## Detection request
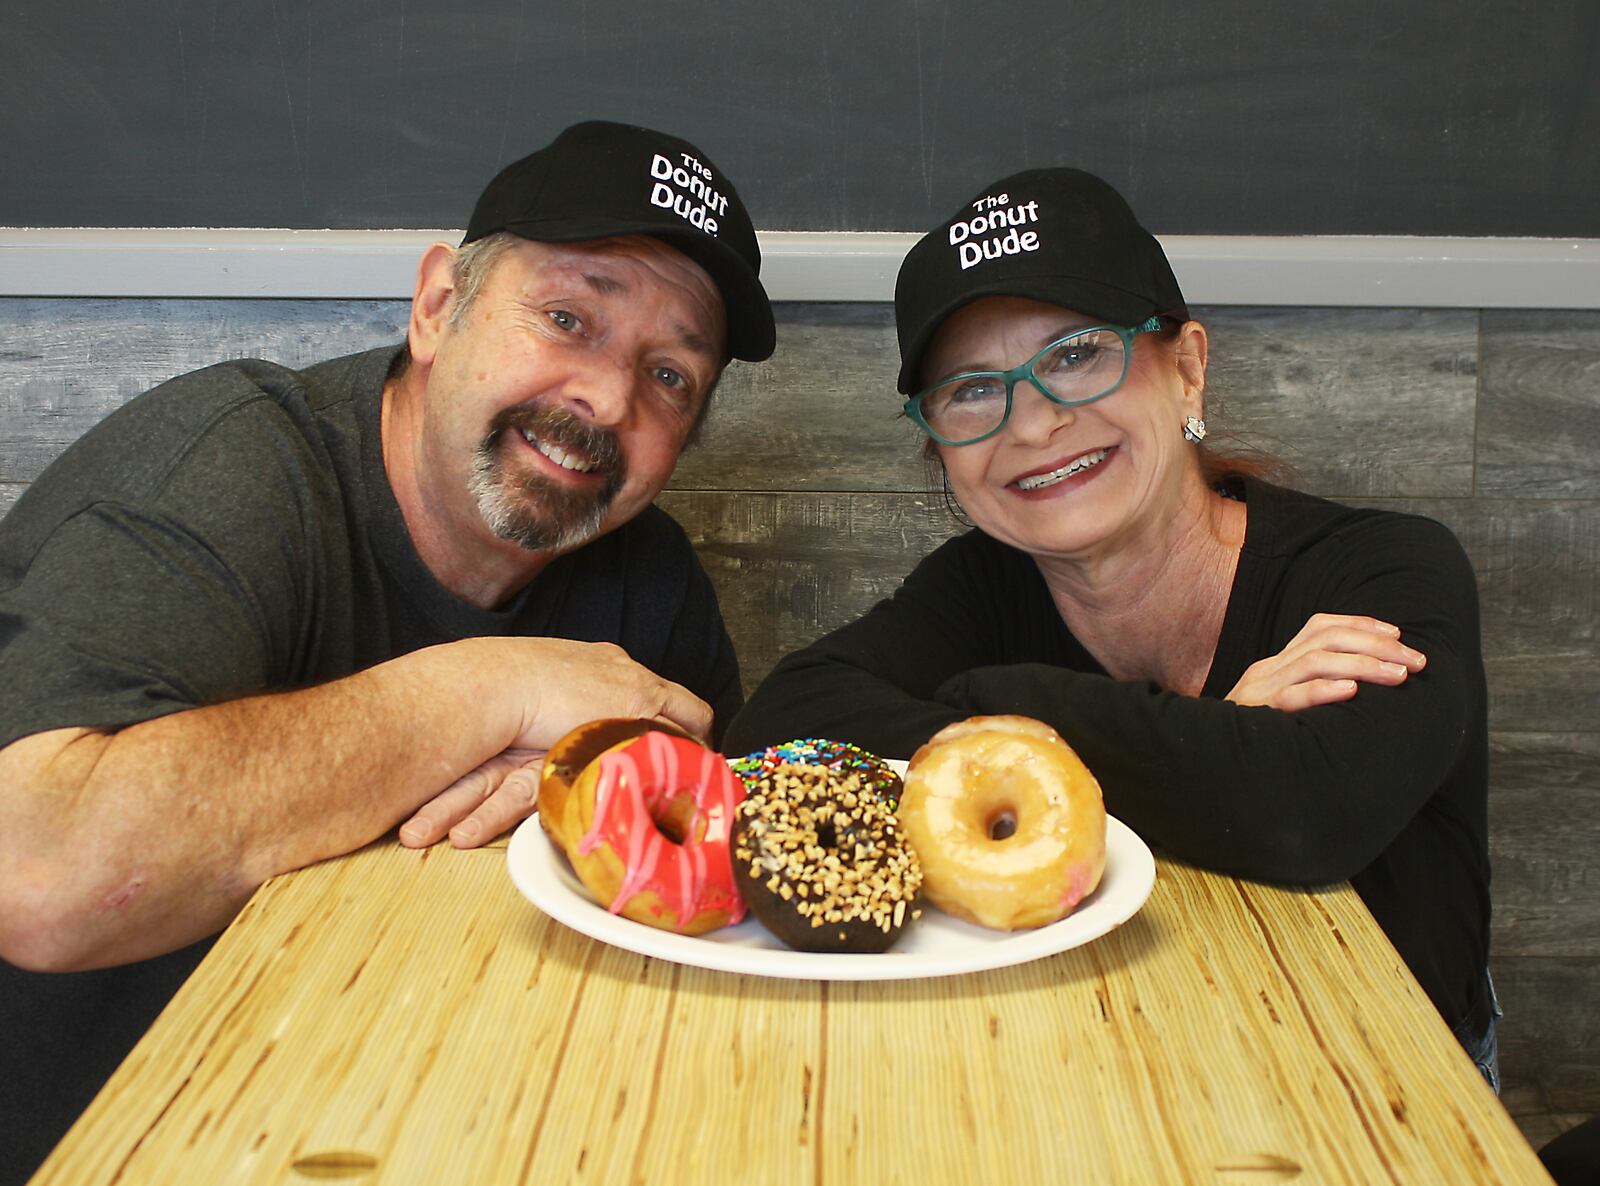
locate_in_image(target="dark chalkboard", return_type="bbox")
[3,0,1596,237]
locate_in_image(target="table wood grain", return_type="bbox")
[32,837,1552,1185]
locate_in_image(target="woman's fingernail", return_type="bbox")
[1381,662,1407,677]
[400,823,428,845]
[452,820,482,844]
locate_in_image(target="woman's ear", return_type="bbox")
[1173,319,1209,399]
[406,242,459,370]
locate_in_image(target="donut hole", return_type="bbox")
[814,818,839,850]
[651,791,704,846]
[986,807,1019,842]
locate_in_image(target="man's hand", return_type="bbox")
[399,638,714,849]
[499,638,712,750]
[399,748,545,848]
[1225,613,1427,712]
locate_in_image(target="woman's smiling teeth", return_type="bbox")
[1014,448,1108,491]
[522,429,598,473]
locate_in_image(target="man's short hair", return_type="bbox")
[447,232,520,328]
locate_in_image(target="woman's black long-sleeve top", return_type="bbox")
[724,479,1492,1037]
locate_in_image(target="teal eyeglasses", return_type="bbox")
[904,316,1162,446]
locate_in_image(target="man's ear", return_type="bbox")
[407,242,459,370]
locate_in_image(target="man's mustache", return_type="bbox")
[485,403,623,477]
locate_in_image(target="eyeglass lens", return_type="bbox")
[920,328,1128,443]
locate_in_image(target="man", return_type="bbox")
[0,120,774,1183]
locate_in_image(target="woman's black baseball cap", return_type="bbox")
[463,120,775,362]
[894,167,1188,392]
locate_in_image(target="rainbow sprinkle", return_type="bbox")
[729,738,902,810]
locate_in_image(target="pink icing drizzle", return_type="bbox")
[577,733,747,927]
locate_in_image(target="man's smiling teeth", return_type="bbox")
[1015,448,1109,491]
[522,429,597,473]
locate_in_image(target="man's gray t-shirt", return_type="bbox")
[0,344,740,1184]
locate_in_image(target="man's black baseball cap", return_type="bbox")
[894,167,1188,392]
[463,120,775,362]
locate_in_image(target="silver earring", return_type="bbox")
[1184,415,1207,443]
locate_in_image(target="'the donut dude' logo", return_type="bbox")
[649,152,729,236]
[949,191,1042,271]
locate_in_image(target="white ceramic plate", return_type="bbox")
[506,764,1155,981]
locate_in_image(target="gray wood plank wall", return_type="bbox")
[1,296,1596,1115]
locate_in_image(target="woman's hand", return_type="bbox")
[1225,614,1427,712]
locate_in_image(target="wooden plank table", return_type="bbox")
[31,835,1552,1185]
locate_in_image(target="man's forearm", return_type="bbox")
[0,640,521,972]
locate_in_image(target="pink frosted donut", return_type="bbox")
[546,726,747,935]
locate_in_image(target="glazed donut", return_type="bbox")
[732,760,922,953]
[899,715,1105,931]
[540,720,746,935]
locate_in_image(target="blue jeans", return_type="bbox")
[1456,972,1503,1095]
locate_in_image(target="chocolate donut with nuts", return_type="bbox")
[732,762,923,953]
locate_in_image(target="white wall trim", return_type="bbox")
[2,228,1597,309]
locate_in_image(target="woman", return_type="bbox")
[723,167,1497,1084]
